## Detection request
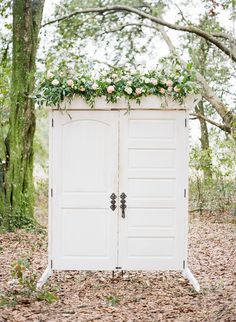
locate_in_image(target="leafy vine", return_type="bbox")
[38,64,199,108]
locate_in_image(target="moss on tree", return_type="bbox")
[1,0,45,230]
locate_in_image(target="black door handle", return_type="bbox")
[110,193,117,211]
[120,192,127,218]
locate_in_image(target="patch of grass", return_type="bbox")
[37,288,58,303]
[0,292,18,308]
[106,295,120,306]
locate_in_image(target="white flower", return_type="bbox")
[92,83,99,90]
[159,88,165,94]
[125,86,132,95]
[52,79,59,86]
[139,68,146,76]
[174,86,181,93]
[127,81,132,86]
[47,71,54,79]
[144,78,151,84]
[106,78,112,83]
[130,69,136,75]
[111,73,117,79]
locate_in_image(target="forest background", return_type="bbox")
[0,0,235,233]
[0,1,235,320]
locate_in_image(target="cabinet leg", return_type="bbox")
[182,267,200,292]
[36,265,53,289]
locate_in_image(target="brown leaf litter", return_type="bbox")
[0,213,235,322]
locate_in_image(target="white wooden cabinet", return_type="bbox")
[37,96,200,291]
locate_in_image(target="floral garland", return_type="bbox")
[38,66,198,108]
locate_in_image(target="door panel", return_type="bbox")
[52,110,187,271]
[118,110,187,270]
[52,111,119,270]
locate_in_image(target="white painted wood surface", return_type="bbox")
[51,109,187,271]
[38,97,200,291]
[118,111,187,270]
[52,111,119,269]
[53,94,201,111]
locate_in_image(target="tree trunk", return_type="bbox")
[195,101,212,180]
[2,0,45,230]
[195,40,212,181]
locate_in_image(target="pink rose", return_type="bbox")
[107,85,115,94]
[92,83,99,90]
[166,80,173,87]
[151,79,158,85]
[174,86,180,93]
[67,79,74,87]
[159,88,165,94]
[135,88,142,96]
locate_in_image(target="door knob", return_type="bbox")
[120,192,127,218]
[110,193,117,211]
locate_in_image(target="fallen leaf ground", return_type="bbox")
[0,214,235,322]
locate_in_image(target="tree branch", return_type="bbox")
[211,32,236,43]
[191,113,231,133]
[103,22,155,34]
[41,5,236,62]
[156,25,235,132]
[174,3,190,25]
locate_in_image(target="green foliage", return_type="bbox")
[190,175,236,215]
[11,258,31,283]
[36,289,58,303]
[106,295,120,306]
[38,63,198,108]
[45,0,165,70]
[0,258,58,307]
[189,137,236,215]
[5,204,36,232]
[190,146,213,176]
[0,292,18,308]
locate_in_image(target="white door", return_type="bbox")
[52,111,119,270]
[118,110,187,270]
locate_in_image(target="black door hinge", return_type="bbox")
[183,260,186,269]
[184,189,186,198]
[52,118,54,127]
[51,260,53,269]
[116,266,122,269]
[51,188,53,197]
[185,118,187,127]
